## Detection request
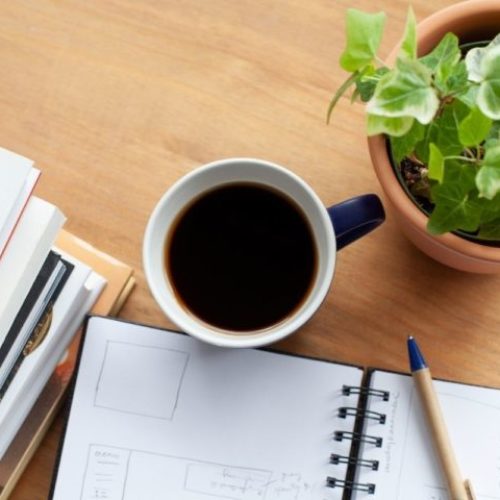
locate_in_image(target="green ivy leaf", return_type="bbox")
[420,33,461,92]
[443,160,477,190]
[457,83,479,108]
[466,48,486,83]
[446,60,469,96]
[428,182,482,234]
[478,193,500,224]
[355,67,390,102]
[485,139,500,150]
[458,106,492,147]
[427,159,479,234]
[428,143,444,182]
[367,114,414,137]
[477,192,500,237]
[465,34,500,83]
[477,45,500,119]
[476,145,500,199]
[487,121,500,140]
[389,120,425,164]
[484,121,500,149]
[367,58,439,124]
[420,33,460,71]
[400,7,417,60]
[477,168,500,199]
[414,99,470,163]
[340,10,386,72]
[478,219,500,240]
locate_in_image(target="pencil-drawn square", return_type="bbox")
[95,341,189,420]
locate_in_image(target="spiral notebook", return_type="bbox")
[50,317,500,500]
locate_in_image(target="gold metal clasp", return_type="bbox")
[23,306,53,356]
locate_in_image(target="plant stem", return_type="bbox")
[444,155,478,164]
[464,148,475,159]
[326,71,359,124]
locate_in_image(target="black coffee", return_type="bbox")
[165,183,317,332]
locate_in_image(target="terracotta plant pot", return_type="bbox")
[368,0,500,273]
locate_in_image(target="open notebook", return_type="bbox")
[50,317,500,500]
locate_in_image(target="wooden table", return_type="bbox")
[1,0,499,498]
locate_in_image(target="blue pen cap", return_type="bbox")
[407,336,428,372]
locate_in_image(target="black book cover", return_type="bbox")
[0,251,61,366]
[0,257,74,400]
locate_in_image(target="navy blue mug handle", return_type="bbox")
[327,194,385,251]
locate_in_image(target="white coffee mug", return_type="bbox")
[143,158,384,348]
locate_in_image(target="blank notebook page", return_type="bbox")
[353,370,500,500]
[51,317,363,500]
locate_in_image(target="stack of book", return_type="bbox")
[0,147,135,498]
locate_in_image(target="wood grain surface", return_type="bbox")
[0,0,497,498]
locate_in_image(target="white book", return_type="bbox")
[0,252,105,458]
[0,197,65,347]
[0,147,40,258]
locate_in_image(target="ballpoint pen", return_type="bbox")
[407,336,476,500]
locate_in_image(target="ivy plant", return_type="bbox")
[328,8,500,239]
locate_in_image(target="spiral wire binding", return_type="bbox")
[326,477,376,494]
[334,431,383,447]
[338,407,386,424]
[342,385,390,401]
[330,453,379,471]
[327,384,389,496]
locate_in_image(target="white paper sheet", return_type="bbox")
[51,317,364,500]
[353,370,500,500]
[0,147,34,254]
